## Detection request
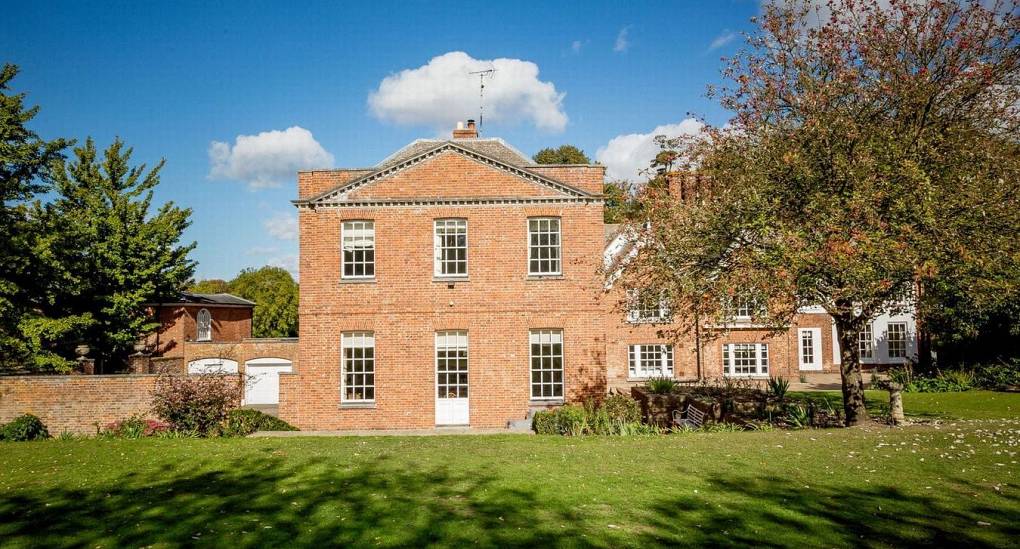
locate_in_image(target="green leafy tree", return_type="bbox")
[532,145,591,165]
[227,266,298,338]
[37,138,196,368]
[603,180,640,224]
[623,0,1020,425]
[0,64,71,370]
[189,279,230,294]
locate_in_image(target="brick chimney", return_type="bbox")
[452,119,478,139]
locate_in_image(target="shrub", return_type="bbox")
[973,360,1020,390]
[784,404,810,429]
[151,372,242,435]
[220,409,297,437]
[532,410,558,434]
[646,377,678,394]
[602,394,642,424]
[101,416,169,438]
[766,377,790,400]
[556,405,588,436]
[0,414,50,441]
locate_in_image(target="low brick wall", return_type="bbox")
[0,374,158,435]
[183,338,298,371]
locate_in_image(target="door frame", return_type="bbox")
[797,328,823,371]
[434,331,469,426]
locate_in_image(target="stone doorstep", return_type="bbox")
[250,427,534,437]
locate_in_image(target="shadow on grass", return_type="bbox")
[0,449,1016,547]
[635,474,1019,547]
[0,452,587,547]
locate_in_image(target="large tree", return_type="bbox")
[0,64,70,370]
[226,266,298,338]
[624,0,1020,425]
[37,138,196,369]
[532,145,591,164]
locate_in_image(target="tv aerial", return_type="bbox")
[469,67,496,135]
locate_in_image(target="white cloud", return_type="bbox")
[368,51,568,133]
[268,254,299,279]
[614,26,631,52]
[264,213,298,241]
[571,40,584,54]
[595,118,705,181]
[708,30,737,51]
[208,126,334,189]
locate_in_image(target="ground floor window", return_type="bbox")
[628,344,674,378]
[436,331,468,398]
[887,322,907,358]
[530,329,563,399]
[723,343,769,377]
[341,332,375,402]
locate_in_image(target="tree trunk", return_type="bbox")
[834,321,869,426]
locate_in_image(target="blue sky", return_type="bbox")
[4,0,761,281]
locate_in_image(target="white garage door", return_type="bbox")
[244,358,293,405]
[187,358,239,375]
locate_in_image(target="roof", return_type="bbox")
[298,140,599,207]
[377,138,532,169]
[148,292,256,307]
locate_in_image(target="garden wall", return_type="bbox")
[0,374,158,435]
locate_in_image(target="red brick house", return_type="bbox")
[277,121,919,431]
[143,293,255,358]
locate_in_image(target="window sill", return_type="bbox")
[529,398,564,406]
[340,402,376,409]
[340,278,376,284]
[627,376,675,383]
[626,319,668,325]
[526,274,565,281]
[433,277,469,283]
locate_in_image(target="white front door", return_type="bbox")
[798,328,823,371]
[435,331,469,426]
[243,359,293,405]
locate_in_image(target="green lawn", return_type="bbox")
[1,393,1017,548]
[791,389,1020,420]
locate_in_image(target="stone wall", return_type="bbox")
[0,374,158,435]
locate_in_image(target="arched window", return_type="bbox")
[196,308,212,341]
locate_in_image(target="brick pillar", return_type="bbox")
[76,358,95,375]
[128,353,151,374]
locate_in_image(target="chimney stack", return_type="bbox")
[452,119,478,139]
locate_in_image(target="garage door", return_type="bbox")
[187,358,239,375]
[244,358,293,405]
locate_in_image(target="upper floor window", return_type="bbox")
[858,324,874,359]
[723,343,769,377]
[628,344,674,378]
[528,218,561,275]
[723,297,764,322]
[887,322,907,359]
[196,308,212,341]
[627,290,670,323]
[342,221,375,279]
[341,331,375,402]
[434,219,467,278]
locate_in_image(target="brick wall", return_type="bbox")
[183,338,298,371]
[0,375,158,435]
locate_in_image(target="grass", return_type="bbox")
[791,389,1020,420]
[0,393,1017,547]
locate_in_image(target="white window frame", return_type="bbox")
[341,220,375,280]
[628,344,674,378]
[626,290,671,323]
[527,217,561,276]
[529,329,564,400]
[798,328,822,370]
[196,308,212,341]
[887,322,907,359]
[435,331,468,398]
[341,331,375,403]
[722,343,769,377]
[433,219,468,278]
[858,323,874,360]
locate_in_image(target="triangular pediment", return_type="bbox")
[299,142,594,206]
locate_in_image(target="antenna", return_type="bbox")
[469,68,496,135]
